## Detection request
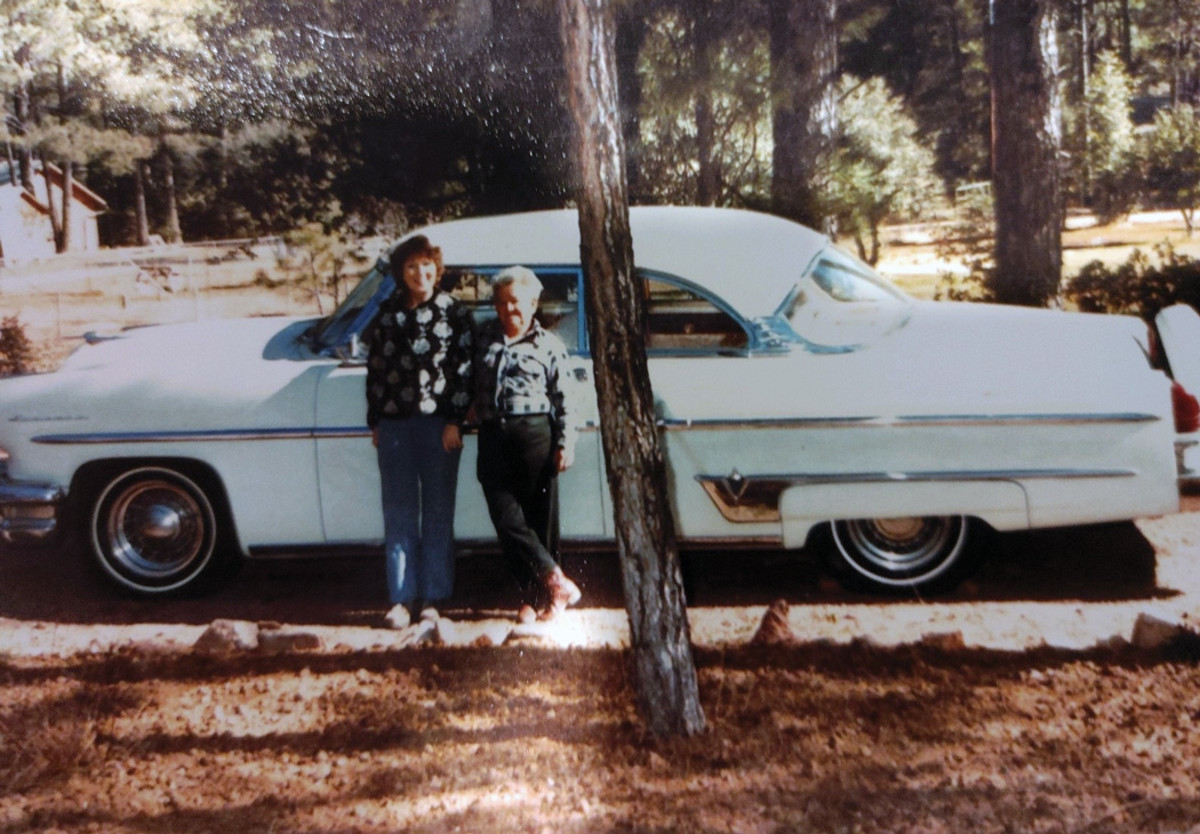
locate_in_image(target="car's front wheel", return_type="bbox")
[88,466,236,595]
[826,514,982,594]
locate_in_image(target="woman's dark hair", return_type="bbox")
[389,235,442,278]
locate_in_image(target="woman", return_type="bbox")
[474,266,582,621]
[366,235,474,628]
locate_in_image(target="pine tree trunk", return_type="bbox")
[59,160,72,253]
[14,49,33,193]
[1119,0,1132,69]
[558,0,706,738]
[768,0,838,232]
[161,144,183,244]
[616,10,647,204]
[40,156,62,252]
[693,7,719,206]
[135,161,150,246]
[989,0,1064,307]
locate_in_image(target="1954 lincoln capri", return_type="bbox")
[2,206,1199,596]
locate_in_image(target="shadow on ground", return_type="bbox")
[0,520,1164,628]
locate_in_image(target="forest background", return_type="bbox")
[2,0,1200,317]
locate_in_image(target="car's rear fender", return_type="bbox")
[778,479,1028,549]
[1154,303,1200,483]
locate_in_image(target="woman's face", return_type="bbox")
[494,282,540,339]
[401,254,439,304]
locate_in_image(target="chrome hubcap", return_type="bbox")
[105,479,207,577]
[835,515,967,585]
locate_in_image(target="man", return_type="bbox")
[474,266,582,621]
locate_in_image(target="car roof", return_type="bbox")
[403,206,830,318]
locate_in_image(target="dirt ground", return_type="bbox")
[3,509,1200,833]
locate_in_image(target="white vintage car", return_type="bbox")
[2,206,1198,596]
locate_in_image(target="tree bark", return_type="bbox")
[40,155,62,252]
[160,143,183,244]
[14,47,33,193]
[558,0,706,738]
[768,0,838,232]
[59,159,72,254]
[134,160,150,246]
[989,0,1064,307]
[693,5,720,206]
[1119,0,1132,69]
[616,8,648,204]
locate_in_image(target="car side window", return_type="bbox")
[443,267,582,353]
[642,274,748,353]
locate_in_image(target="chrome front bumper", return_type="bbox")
[0,473,65,542]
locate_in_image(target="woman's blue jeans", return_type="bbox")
[376,416,461,607]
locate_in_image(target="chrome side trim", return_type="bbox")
[696,468,1138,523]
[658,417,877,430]
[896,412,1160,426]
[32,410,1160,445]
[32,427,367,445]
[660,413,1160,431]
[32,423,599,445]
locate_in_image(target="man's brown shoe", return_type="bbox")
[539,567,582,620]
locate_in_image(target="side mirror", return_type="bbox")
[334,333,367,367]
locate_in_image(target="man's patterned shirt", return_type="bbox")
[474,317,578,450]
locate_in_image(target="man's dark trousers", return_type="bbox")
[477,414,560,588]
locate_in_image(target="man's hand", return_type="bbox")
[443,423,463,452]
[555,445,574,472]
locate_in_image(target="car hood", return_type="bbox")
[59,316,318,373]
[0,316,322,433]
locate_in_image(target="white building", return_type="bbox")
[0,162,107,263]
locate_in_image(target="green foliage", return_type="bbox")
[635,5,772,207]
[933,185,995,303]
[4,0,1200,255]
[1145,104,1200,235]
[282,222,370,314]
[1064,243,1200,320]
[183,122,347,239]
[827,77,944,264]
[0,316,34,377]
[1069,52,1140,223]
[840,0,992,187]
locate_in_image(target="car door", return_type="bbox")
[636,271,787,543]
[313,266,607,545]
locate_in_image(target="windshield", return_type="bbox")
[780,246,911,350]
[312,261,392,353]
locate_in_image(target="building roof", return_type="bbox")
[0,161,107,212]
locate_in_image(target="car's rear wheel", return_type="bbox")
[826,514,980,594]
[89,465,236,595]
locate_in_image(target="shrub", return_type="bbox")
[933,186,996,303]
[1064,243,1200,320]
[0,316,33,377]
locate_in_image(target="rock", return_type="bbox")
[750,599,795,646]
[1131,613,1191,650]
[258,627,324,653]
[193,619,259,654]
[436,618,513,647]
[920,631,965,651]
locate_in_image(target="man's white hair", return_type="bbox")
[492,265,543,297]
